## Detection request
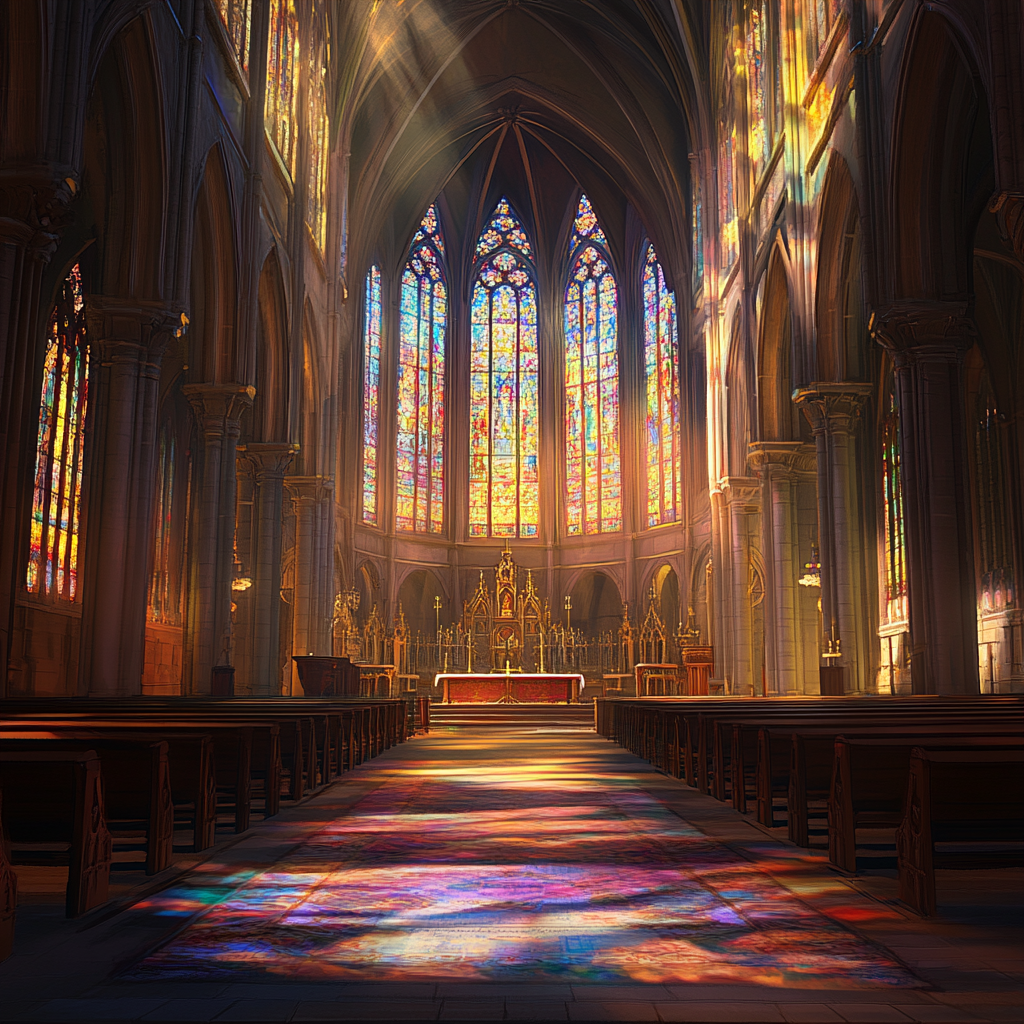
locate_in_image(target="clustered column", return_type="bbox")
[80,300,180,696]
[874,304,979,694]
[713,477,761,695]
[183,384,254,694]
[748,442,818,694]
[794,384,873,693]
[239,443,296,695]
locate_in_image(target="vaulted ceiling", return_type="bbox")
[335,0,710,287]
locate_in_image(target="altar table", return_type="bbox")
[433,673,584,704]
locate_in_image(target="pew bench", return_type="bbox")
[0,751,111,917]
[897,747,1024,916]
[829,736,1024,873]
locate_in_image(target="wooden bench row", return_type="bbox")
[596,696,1024,915]
[0,698,414,939]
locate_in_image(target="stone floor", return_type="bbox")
[1,728,1021,1023]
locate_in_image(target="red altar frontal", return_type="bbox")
[434,672,584,704]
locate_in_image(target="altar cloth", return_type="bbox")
[433,672,584,704]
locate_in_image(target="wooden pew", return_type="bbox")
[0,739,173,875]
[0,790,15,962]
[829,736,1024,873]
[897,747,1024,916]
[0,751,111,917]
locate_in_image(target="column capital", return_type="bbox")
[792,382,872,435]
[183,383,256,431]
[990,190,1024,264]
[747,441,817,477]
[239,442,299,481]
[717,475,761,511]
[0,170,77,260]
[85,298,187,366]
[868,300,976,358]
[285,474,334,503]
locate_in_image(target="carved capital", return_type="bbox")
[868,301,975,360]
[285,474,333,505]
[792,382,872,436]
[85,298,186,368]
[240,442,299,482]
[0,170,77,260]
[747,441,817,477]
[183,383,255,441]
[990,190,1024,264]
[719,475,761,512]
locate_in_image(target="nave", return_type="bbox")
[1,724,1019,1023]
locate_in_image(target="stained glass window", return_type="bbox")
[397,205,446,534]
[564,195,620,535]
[469,198,539,538]
[216,0,252,74]
[361,265,382,525]
[26,264,89,601]
[975,380,1014,611]
[719,125,738,271]
[306,0,328,252]
[881,390,907,623]
[692,175,704,292]
[747,1,771,175]
[265,0,299,177]
[642,245,681,528]
[812,0,843,57]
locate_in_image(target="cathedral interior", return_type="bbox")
[0,1,1022,1021]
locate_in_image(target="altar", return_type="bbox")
[434,672,584,704]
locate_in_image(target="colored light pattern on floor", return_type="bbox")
[126,743,921,987]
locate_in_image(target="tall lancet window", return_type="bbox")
[265,0,299,178]
[27,264,90,600]
[564,194,621,535]
[881,389,908,624]
[642,245,681,527]
[397,205,446,533]
[361,265,382,525]
[469,197,539,538]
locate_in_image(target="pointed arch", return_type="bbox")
[564,194,621,535]
[193,145,239,383]
[397,204,446,534]
[757,243,798,441]
[469,197,539,539]
[255,249,289,442]
[642,243,681,527]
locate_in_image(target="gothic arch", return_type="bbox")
[84,12,168,302]
[757,242,798,441]
[255,250,289,443]
[890,10,993,303]
[814,153,859,381]
[191,146,239,383]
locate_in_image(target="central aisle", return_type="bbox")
[126,730,917,989]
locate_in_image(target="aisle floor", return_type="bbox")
[1,729,1021,1022]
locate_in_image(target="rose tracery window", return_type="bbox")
[27,264,90,601]
[469,198,539,539]
[564,194,621,536]
[643,245,681,528]
[397,205,446,534]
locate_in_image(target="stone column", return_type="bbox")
[239,443,296,695]
[0,178,75,694]
[182,384,254,694]
[718,477,761,695]
[285,476,320,693]
[79,301,180,696]
[748,442,818,694]
[794,384,873,692]
[873,304,979,694]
